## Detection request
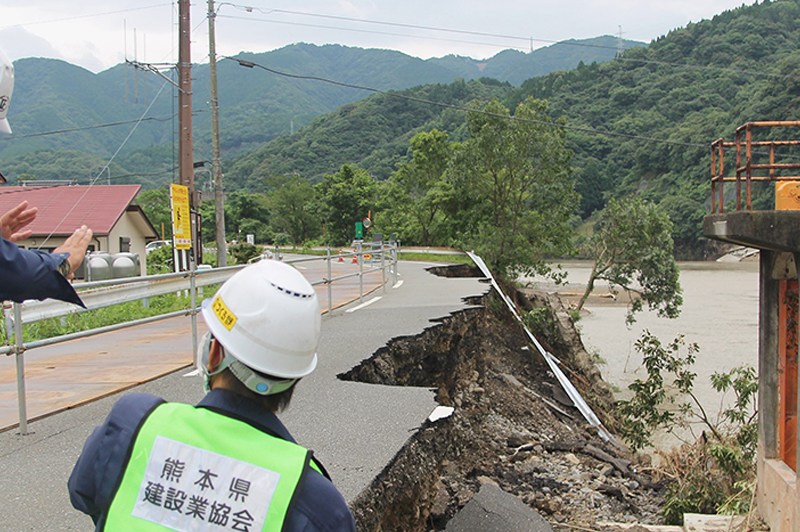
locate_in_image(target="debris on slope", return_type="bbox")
[342,265,667,531]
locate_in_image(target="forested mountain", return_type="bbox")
[0,37,638,186]
[226,0,800,254]
[505,0,800,241]
[429,36,640,85]
[224,78,513,189]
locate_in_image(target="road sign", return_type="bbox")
[355,221,363,238]
[170,183,191,250]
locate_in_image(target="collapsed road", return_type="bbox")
[0,260,664,531]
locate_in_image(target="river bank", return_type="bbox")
[526,259,760,448]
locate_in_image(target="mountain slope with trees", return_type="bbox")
[505,0,800,251]
[0,37,640,187]
[224,78,513,189]
[225,0,800,256]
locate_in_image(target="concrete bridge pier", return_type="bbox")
[704,211,800,532]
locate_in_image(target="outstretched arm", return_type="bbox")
[0,200,38,242]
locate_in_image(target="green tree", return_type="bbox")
[199,198,217,244]
[577,197,682,324]
[448,97,578,279]
[228,242,262,264]
[224,191,271,243]
[316,164,378,245]
[389,129,455,246]
[135,188,172,240]
[266,175,321,245]
[618,331,758,524]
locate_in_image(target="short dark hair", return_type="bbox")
[212,369,296,413]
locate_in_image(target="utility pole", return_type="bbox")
[208,0,227,267]
[178,0,197,269]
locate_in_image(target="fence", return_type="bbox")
[3,243,399,433]
[710,121,800,213]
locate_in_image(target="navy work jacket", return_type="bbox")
[68,388,356,532]
[0,237,83,306]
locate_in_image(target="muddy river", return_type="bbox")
[526,259,760,448]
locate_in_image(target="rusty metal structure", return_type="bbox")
[705,120,800,531]
[710,121,800,212]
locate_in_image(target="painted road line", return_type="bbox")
[183,368,201,377]
[346,296,382,313]
[393,280,404,289]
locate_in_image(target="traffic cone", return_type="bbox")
[338,249,344,262]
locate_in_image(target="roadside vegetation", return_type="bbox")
[0,292,196,344]
[618,331,758,525]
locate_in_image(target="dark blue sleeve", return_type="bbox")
[287,469,356,532]
[68,394,164,524]
[0,237,84,307]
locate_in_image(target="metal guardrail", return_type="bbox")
[3,243,400,433]
[710,121,800,213]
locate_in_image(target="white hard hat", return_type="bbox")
[0,49,13,135]
[201,259,321,379]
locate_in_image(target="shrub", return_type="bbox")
[617,330,758,525]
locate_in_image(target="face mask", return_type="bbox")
[196,332,296,395]
[196,332,214,393]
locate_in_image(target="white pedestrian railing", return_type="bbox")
[3,243,400,433]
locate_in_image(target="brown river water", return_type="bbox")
[525,259,760,448]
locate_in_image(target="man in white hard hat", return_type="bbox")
[0,49,94,306]
[68,260,356,531]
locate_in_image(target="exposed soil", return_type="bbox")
[342,265,670,532]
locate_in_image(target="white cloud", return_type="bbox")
[0,0,761,72]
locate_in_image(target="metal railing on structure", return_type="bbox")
[711,121,800,213]
[3,242,399,434]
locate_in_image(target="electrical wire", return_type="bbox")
[0,168,180,196]
[0,3,172,30]
[34,79,171,250]
[226,55,800,162]
[225,56,708,149]
[0,115,177,141]
[216,3,624,52]
[218,14,573,55]
[214,5,794,84]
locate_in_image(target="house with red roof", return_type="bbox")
[0,184,158,276]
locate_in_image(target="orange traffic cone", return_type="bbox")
[338,249,344,262]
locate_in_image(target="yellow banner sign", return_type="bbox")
[170,183,191,250]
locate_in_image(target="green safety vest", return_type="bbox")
[104,402,319,532]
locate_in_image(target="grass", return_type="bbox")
[2,285,221,344]
[397,252,473,265]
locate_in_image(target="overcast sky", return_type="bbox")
[0,0,759,73]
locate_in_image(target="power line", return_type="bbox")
[214,5,794,84]
[218,3,625,52]
[0,115,177,141]
[230,56,800,161]
[226,56,707,149]
[0,168,180,195]
[0,3,172,30]
[218,14,531,53]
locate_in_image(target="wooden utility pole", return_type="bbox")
[178,0,197,268]
[208,0,227,267]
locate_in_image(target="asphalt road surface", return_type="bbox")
[0,260,488,531]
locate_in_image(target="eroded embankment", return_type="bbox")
[342,265,667,532]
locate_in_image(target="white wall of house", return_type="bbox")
[15,211,154,277]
